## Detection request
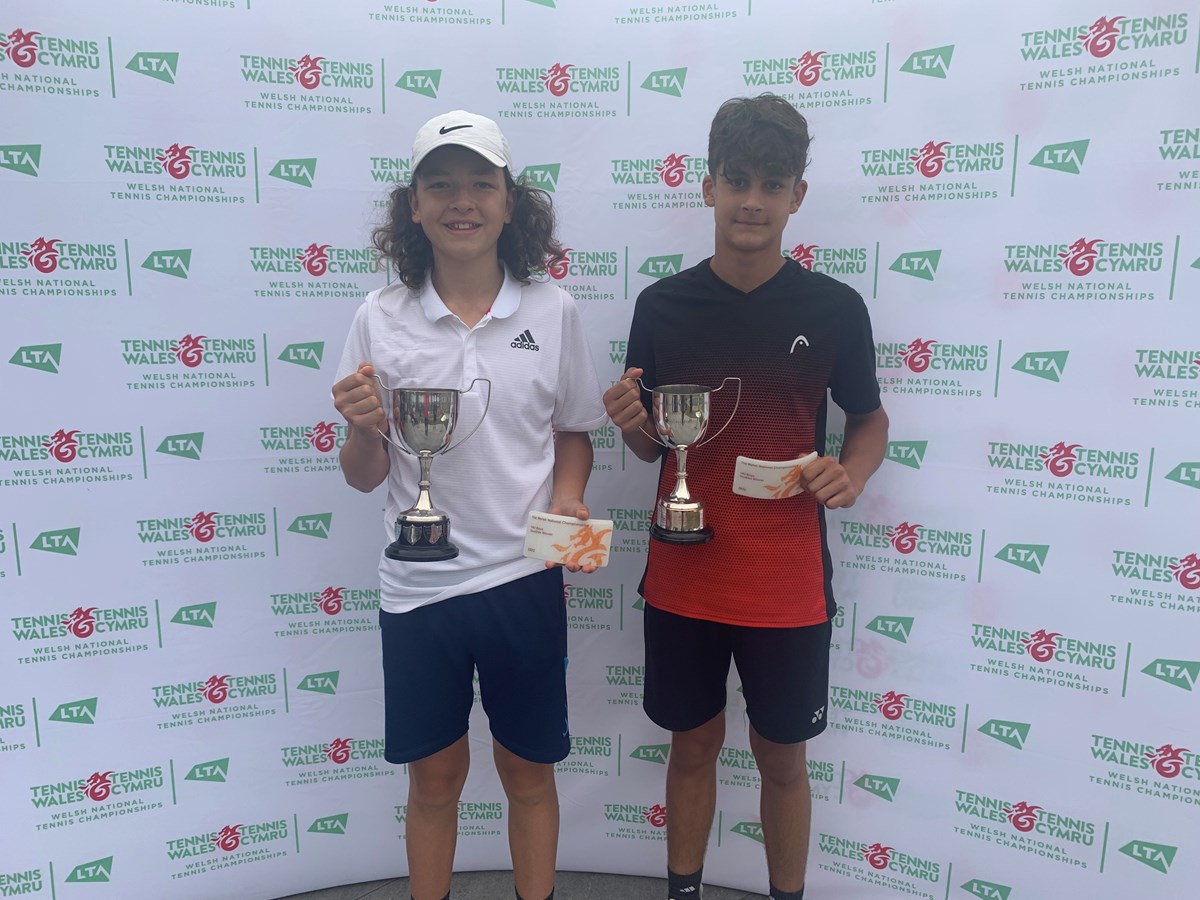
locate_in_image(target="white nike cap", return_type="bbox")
[410,110,513,173]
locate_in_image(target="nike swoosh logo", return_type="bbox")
[439,124,472,134]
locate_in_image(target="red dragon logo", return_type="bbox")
[886,522,922,554]
[2,29,40,68]
[541,63,573,97]
[1003,801,1041,832]
[900,338,937,373]
[874,691,908,721]
[789,244,818,269]
[862,843,893,870]
[1146,743,1190,778]
[155,143,194,180]
[298,243,331,276]
[201,674,231,704]
[1168,553,1200,590]
[171,334,206,368]
[789,51,826,86]
[1021,629,1061,663]
[1058,238,1103,276]
[1079,16,1125,58]
[1038,441,1081,478]
[212,824,243,852]
[644,803,667,828]
[22,237,62,274]
[63,607,99,638]
[188,511,219,543]
[855,637,888,679]
[306,421,339,453]
[82,771,115,802]
[289,54,325,89]
[317,587,345,616]
[43,428,81,462]
[325,738,353,764]
[547,249,572,280]
[655,153,690,188]
[910,140,950,178]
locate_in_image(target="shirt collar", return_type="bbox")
[418,267,522,323]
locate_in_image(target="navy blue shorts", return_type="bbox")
[643,602,831,744]
[379,567,569,765]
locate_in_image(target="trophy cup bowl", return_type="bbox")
[375,377,491,561]
[638,378,740,545]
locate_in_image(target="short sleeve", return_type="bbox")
[624,288,657,418]
[335,298,373,384]
[829,289,882,415]
[552,294,608,432]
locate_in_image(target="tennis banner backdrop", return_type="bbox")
[2,0,1198,897]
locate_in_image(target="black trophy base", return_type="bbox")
[385,539,459,562]
[649,523,713,545]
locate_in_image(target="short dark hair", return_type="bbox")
[707,93,812,180]
[371,169,562,290]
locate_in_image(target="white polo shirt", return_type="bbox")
[336,269,607,614]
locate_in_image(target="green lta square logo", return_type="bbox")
[886,440,926,469]
[9,343,62,374]
[995,543,1049,574]
[977,718,1030,750]
[629,743,670,764]
[899,45,954,78]
[66,857,113,883]
[31,528,80,555]
[309,813,349,834]
[1029,140,1089,175]
[142,249,191,279]
[730,821,764,843]
[889,250,940,281]
[641,67,687,97]
[1141,658,1199,691]
[960,879,1011,899]
[172,602,217,628]
[185,757,230,782]
[297,671,340,695]
[0,144,41,177]
[157,432,204,460]
[518,164,560,192]
[396,69,441,98]
[289,513,331,539]
[278,342,325,369]
[1165,462,1200,490]
[639,255,683,279]
[269,158,317,188]
[126,52,179,84]
[853,773,900,801]
[49,697,98,725]
[1119,839,1176,874]
[865,615,913,643]
[1012,350,1068,382]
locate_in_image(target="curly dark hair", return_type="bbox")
[372,169,563,290]
[708,93,812,181]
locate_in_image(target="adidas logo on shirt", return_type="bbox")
[511,329,540,351]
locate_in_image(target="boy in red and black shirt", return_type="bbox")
[603,94,889,900]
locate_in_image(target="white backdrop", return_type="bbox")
[3,1,1199,898]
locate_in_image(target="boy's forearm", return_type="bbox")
[621,425,663,463]
[551,430,594,504]
[840,407,889,493]
[339,428,390,492]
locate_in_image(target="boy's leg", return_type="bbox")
[732,618,831,898]
[666,713,725,877]
[406,736,470,900]
[493,742,558,900]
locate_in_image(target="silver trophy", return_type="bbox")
[637,378,741,544]
[375,377,491,561]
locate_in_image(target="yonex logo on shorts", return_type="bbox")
[511,329,540,351]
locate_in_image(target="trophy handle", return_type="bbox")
[443,377,492,454]
[694,377,741,450]
[633,376,671,449]
[373,374,415,456]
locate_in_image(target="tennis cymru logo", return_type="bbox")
[610,152,706,211]
[860,139,1006,204]
[839,518,974,582]
[0,867,43,892]
[954,791,1097,867]
[126,51,178,84]
[0,237,121,299]
[260,421,346,475]
[122,334,260,392]
[239,51,375,115]
[1029,139,1089,174]
[137,510,269,568]
[559,735,614,778]
[395,68,441,98]
[1018,14,1190,92]
[29,766,166,830]
[742,48,878,110]
[978,719,1031,750]
[10,605,151,665]
[104,141,251,206]
[0,28,104,99]
[0,701,30,753]
[1012,350,1069,382]
[270,585,379,639]
[495,61,622,120]
[152,673,280,730]
[164,819,290,877]
[876,338,990,399]
[269,157,317,188]
[828,685,958,750]
[280,738,393,789]
[985,440,1142,506]
[1091,733,1199,806]
[0,143,40,176]
[1003,238,1163,285]
[250,244,374,299]
[1112,548,1200,590]
[543,247,620,302]
[970,623,1119,694]
[899,45,954,79]
[564,583,617,632]
[816,833,942,894]
[0,428,133,464]
[641,67,686,97]
[789,243,869,277]
[602,802,667,842]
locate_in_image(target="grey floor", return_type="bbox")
[278,871,766,899]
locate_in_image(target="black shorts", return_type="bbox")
[643,602,831,744]
[379,567,569,765]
